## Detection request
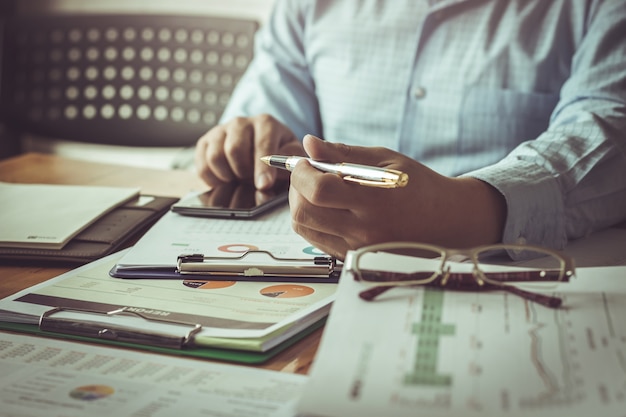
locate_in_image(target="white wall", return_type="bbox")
[17,0,276,23]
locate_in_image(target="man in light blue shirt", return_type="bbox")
[195,0,626,260]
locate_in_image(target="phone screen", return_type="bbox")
[171,182,289,218]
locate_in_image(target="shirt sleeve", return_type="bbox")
[465,0,626,250]
[219,0,322,140]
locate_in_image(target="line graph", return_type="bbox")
[397,289,626,413]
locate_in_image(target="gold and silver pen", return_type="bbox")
[260,155,408,188]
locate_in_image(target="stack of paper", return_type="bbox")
[0,182,139,249]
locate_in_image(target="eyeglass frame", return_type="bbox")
[346,242,576,309]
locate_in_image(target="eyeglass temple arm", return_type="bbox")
[359,286,392,301]
[499,285,562,308]
[479,270,569,283]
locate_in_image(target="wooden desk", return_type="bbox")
[0,153,323,374]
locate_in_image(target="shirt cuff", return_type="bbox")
[463,159,568,251]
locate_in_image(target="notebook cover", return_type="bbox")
[0,195,179,264]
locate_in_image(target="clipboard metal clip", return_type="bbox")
[176,250,338,278]
[39,306,202,349]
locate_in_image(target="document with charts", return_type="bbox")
[297,257,626,417]
[0,332,305,417]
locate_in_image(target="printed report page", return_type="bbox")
[0,332,306,417]
[298,260,626,417]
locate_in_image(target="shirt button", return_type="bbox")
[413,86,427,99]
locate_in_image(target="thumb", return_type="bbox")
[303,134,383,165]
[302,135,354,162]
[302,134,337,161]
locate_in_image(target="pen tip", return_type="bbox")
[260,156,271,164]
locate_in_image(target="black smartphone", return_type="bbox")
[171,181,289,218]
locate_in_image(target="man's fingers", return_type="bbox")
[290,161,372,209]
[195,127,236,186]
[224,118,254,181]
[205,131,237,183]
[252,115,298,190]
[196,115,300,190]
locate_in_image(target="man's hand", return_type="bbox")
[289,135,507,260]
[195,114,304,190]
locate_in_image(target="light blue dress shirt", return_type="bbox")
[221,0,626,251]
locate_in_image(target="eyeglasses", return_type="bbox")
[346,242,575,308]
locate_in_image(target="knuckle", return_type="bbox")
[307,175,335,205]
[197,124,224,144]
[231,116,249,126]
[255,113,276,125]
[335,142,353,158]
[290,199,307,226]
[196,133,208,146]
[205,151,222,168]
[223,137,244,155]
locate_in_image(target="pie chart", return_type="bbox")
[260,284,315,298]
[69,384,115,401]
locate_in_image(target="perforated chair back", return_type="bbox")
[0,14,258,147]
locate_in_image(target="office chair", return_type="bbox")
[0,14,258,148]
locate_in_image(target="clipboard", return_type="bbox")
[174,250,341,283]
[0,249,336,366]
[0,307,326,364]
[108,206,341,283]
